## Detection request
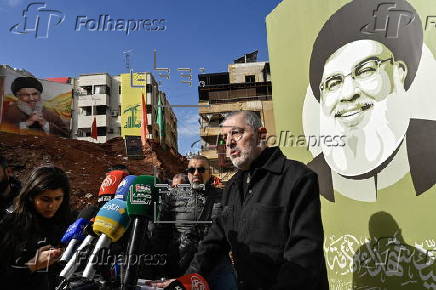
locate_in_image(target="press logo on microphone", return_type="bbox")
[191,276,207,290]
[100,175,116,191]
[102,202,121,212]
[131,184,153,205]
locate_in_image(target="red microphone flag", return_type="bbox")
[165,273,210,290]
[98,170,128,197]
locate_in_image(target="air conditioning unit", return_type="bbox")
[111,110,119,117]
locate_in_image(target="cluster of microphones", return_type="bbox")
[56,170,210,290]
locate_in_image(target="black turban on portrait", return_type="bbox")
[11,77,43,96]
[309,0,423,101]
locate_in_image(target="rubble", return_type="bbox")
[0,132,187,209]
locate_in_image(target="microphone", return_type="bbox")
[98,170,128,206]
[122,175,158,290]
[60,206,99,262]
[63,171,126,280]
[114,175,137,200]
[165,273,210,290]
[82,198,131,280]
[59,224,98,280]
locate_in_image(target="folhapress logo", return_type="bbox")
[75,15,166,35]
[9,2,65,39]
[361,3,415,38]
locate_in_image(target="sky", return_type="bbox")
[0,0,282,154]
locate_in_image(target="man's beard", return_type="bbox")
[191,182,204,190]
[320,90,410,177]
[229,138,259,170]
[17,100,43,116]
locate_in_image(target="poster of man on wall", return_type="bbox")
[0,66,72,137]
[267,0,436,288]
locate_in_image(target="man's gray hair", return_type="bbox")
[224,111,263,130]
[189,155,210,167]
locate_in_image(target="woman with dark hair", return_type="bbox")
[0,166,73,290]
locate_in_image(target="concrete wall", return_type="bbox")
[228,62,268,83]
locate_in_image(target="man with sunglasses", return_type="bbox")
[2,77,69,137]
[307,0,436,202]
[152,156,227,282]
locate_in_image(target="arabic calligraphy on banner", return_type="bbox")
[325,234,436,289]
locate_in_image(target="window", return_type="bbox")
[81,106,92,116]
[80,86,92,95]
[94,85,110,95]
[146,84,153,95]
[95,105,107,115]
[97,127,107,136]
[245,75,255,83]
[77,128,91,137]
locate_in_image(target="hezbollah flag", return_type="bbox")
[156,95,165,145]
[140,93,148,146]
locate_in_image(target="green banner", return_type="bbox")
[267,0,436,288]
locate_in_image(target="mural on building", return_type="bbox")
[267,0,436,288]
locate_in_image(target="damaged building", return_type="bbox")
[198,51,275,181]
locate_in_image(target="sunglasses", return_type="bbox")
[186,167,206,174]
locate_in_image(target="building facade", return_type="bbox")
[72,73,121,143]
[72,72,178,151]
[198,52,275,180]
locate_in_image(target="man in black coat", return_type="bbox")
[153,111,328,289]
[151,156,225,279]
[0,155,21,220]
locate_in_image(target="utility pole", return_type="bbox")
[123,49,133,72]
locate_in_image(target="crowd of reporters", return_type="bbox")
[0,111,329,290]
[0,154,226,290]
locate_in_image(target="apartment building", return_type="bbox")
[198,51,275,180]
[72,73,121,143]
[72,72,178,151]
[119,72,178,150]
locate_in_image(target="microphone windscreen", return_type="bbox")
[60,218,89,244]
[93,199,130,242]
[126,175,158,218]
[166,273,210,290]
[78,205,99,220]
[166,280,185,290]
[98,170,128,198]
[114,175,137,200]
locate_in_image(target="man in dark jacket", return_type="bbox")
[182,111,329,289]
[152,156,224,278]
[0,155,21,219]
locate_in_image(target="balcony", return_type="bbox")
[200,126,221,136]
[77,114,108,128]
[78,94,110,107]
[201,149,218,160]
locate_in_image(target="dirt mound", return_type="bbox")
[0,132,187,209]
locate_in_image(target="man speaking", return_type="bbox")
[178,111,328,289]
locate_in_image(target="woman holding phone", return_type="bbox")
[0,166,73,290]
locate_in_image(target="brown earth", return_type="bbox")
[0,131,187,209]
